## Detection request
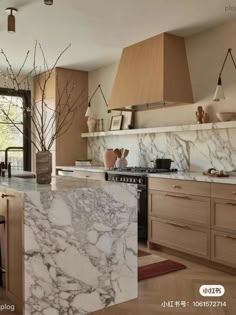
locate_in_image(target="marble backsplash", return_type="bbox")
[88,127,236,171]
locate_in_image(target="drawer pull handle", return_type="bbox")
[166,222,191,229]
[233,192,236,195]
[166,194,191,200]
[224,235,236,240]
[1,194,11,199]
[226,202,236,206]
[172,185,182,189]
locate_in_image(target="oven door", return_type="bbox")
[137,184,147,242]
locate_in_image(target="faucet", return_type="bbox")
[4,147,24,168]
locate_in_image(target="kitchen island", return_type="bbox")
[0,176,137,315]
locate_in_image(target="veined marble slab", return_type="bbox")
[88,125,236,172]
[0,177,137,315]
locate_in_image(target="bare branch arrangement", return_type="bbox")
[0,42,86,152]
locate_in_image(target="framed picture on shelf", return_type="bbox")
[121,111,134,130]
[110,115,123,131]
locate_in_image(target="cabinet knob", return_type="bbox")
[172,185,182,189]
[233,192,236,195]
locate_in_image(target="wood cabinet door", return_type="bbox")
[211,230,236,268]
[0,190,7,283]
[211,198,236,234]
[4,190,23,314]
[149,217,210,259]
[149,190,210,227]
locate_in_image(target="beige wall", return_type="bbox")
[88,19,236,130]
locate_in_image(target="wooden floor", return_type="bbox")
[92,246,236,315]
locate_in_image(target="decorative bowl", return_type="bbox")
[216,112,236,122]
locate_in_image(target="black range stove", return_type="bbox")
[106,167,177,184]
[105,167,178,242]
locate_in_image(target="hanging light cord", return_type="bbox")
[88,84,108,106]
[218,48,236,80]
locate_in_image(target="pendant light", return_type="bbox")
[44,0,53,5]
[213,48,236,101]
[5,8,18,33]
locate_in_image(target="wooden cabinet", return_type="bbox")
[211,230,236,268]
[149,177,210,197]
[34,68,88,170]
[211,183,236,200]
[148,178,236,268]
[148,178,236,269]
[149,217,210,259]
[149,190,210,227]
[211,198,236,234]
[148,178,211,261]
[0,191,23,314]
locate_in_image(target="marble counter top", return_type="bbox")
[56,166,105,173]
[2,176,137,314]
[0,176,113,192]
[148,171,236,184]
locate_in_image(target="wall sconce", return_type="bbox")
[85,84,110,133]
[213,48,236,101]
[5,8,18,33]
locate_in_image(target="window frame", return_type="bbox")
[0,88,31,171]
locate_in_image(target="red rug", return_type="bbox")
[138,250,186,281]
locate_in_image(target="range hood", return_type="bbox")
[109,33,193,111]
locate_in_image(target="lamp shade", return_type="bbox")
[85,104,94,118]
[213,84,225,102]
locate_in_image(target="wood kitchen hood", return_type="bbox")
[109,33,193,111]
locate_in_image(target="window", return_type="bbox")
[0,88,31,171]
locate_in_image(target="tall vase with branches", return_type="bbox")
[0,42,86,184]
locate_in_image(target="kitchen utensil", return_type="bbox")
[154,159,173,169]
[124,149,129,158]
[113,148,121,158]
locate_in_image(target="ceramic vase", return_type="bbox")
[103,149,117,169]
[36,151,52,184]
[116,158,128,168]
[87,118,97,133]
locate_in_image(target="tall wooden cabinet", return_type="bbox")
[34,68,88,171]
[0,190,23,314]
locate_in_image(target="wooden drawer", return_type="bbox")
[73,170,105,181]
[211,230,236,268]
[211,183,236,200]
[149,190,210,227]
[149,217,210,259]
[211,199,236,234]
[148,178,210,197]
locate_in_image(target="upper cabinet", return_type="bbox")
[34,68,88,168]
[109,33,193,111]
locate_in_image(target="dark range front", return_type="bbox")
[106,167,178,242]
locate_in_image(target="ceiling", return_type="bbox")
[0,0,236,74]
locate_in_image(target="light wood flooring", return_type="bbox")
[92,246,236,315]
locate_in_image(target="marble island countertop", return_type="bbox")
[148,171,236,184]
[0,175,117,192]
[56,165,105,173]
[1,175,137,314]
